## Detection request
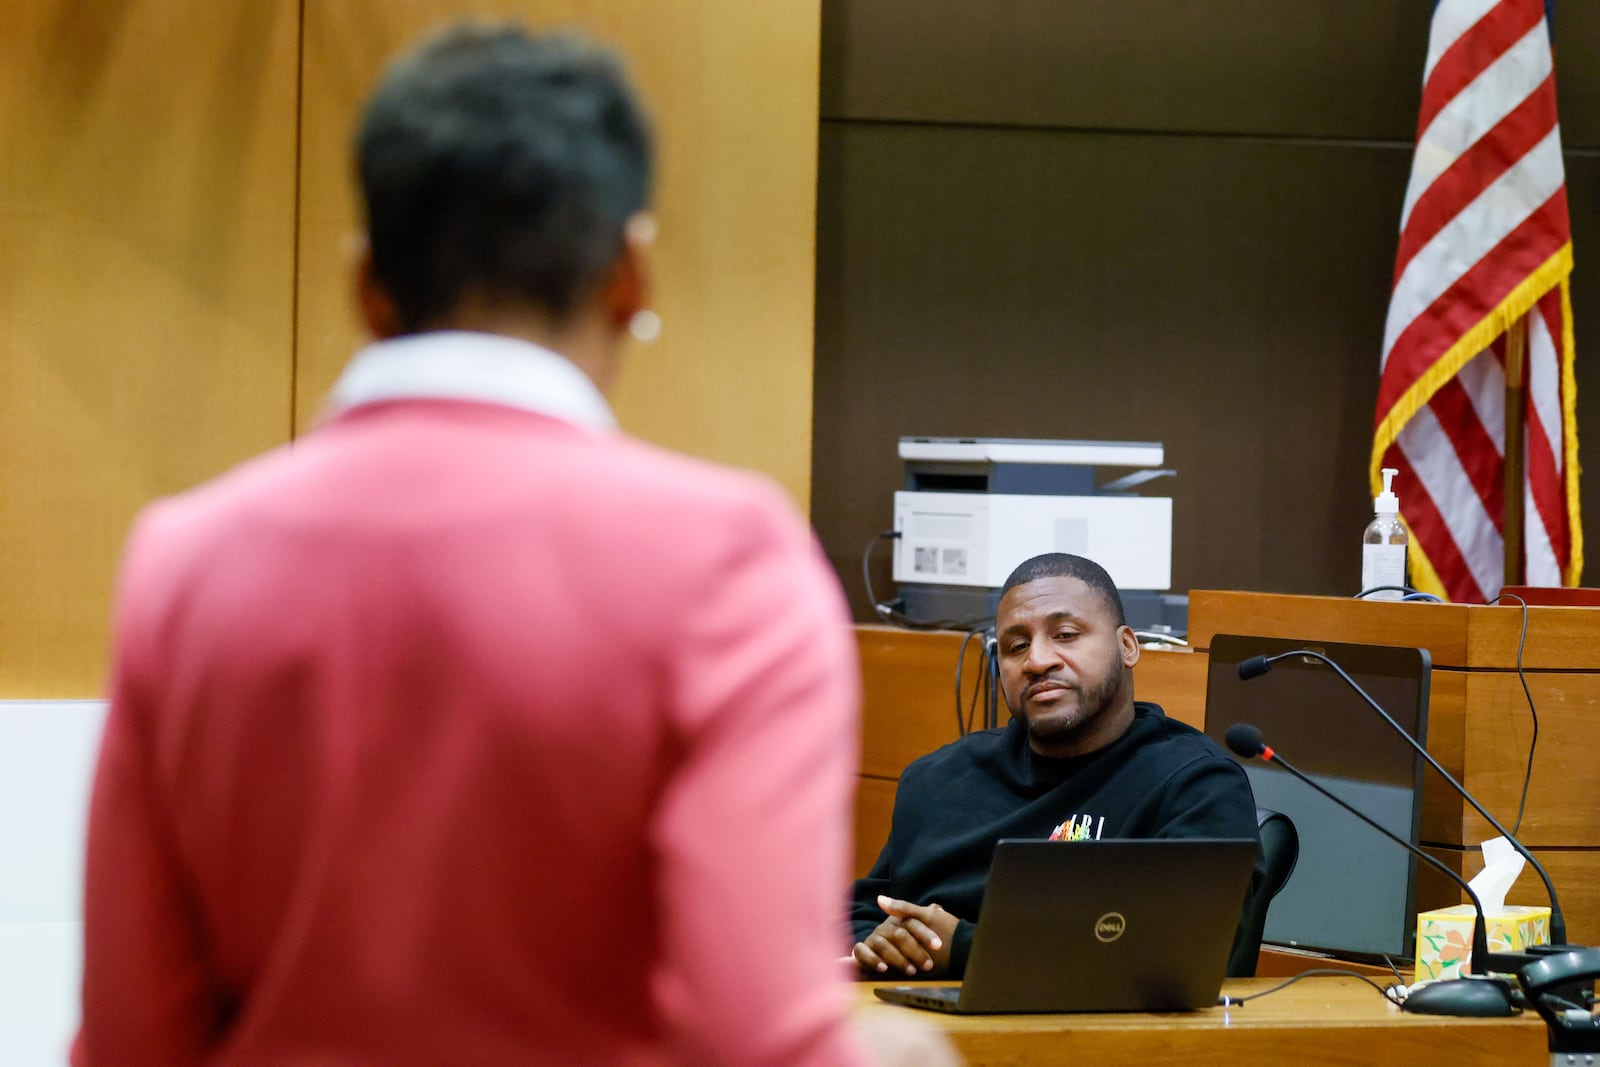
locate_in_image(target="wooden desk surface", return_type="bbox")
[855,977,1548,1065]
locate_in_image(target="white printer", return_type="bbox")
[890,437,1182,630]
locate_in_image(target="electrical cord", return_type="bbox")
[985,630,1000,730]
[1381,954,1406,988]
[861,530,992,631]
[1540,992,1592,1015]
[1133,630,1189,647]
[955,627,985,736]
[969,645,986,734]
[1215,969,1405,1008]
[1355,584,1443,602]
[1349,584,1539,842]
[952,626,1001,735]
[1491,592,1539,836]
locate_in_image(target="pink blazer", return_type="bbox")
[75,335,868,1066]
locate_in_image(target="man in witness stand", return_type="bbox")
[851,552,1265,979]
[74,23,952,1067]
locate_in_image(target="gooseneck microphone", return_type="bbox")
[1222,723,1492,983]
[1237,649,1568,947]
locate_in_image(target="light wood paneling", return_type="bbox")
[1461,671,1600,847]
[854,774,897,879]
[1417,668,1467,846]
[1132,646,1207,729]
[1190,590,1475,665]
[296,2,821,509]
[856,626,973,779]
[1191,589,1600,671]
[0,1,300,695]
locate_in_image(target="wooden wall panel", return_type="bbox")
[822,0,1430,137]
[0,1,300,695]
[1460,671,1600,848]
[1191,589,1600,672]
[854,774,897,879]
[296,2,821,509]
[856,626,973,779]
[1543,2,1600,149]
[1133,647,1207,730]
[822,0,1600,148]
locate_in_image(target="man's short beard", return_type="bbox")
[1024,666,1125,746]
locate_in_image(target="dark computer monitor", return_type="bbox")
[1203,633,1431,959]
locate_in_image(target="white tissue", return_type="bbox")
[1466,836,1525,912]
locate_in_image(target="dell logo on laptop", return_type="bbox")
[1094,912,1126,942]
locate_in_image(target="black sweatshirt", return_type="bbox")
[850,702,1266,977]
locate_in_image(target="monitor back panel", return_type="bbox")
[1204,633,1431,958]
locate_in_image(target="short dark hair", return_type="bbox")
[999,553,1127,627]
[356,23,653,332]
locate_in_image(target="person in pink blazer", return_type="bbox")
[73,22,953,1067]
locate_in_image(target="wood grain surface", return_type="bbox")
[853,976,1545,1065]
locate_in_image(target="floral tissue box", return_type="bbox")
[1414,904,1550,982]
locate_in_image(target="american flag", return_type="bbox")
[1373,0,1581,603]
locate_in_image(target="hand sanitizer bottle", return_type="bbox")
[1362,467,1408,600]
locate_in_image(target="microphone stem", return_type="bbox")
[1264,750,1492,978]
[1279,650,1567,945]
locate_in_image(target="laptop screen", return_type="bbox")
[1203,633,1431,959]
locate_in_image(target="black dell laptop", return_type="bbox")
[873,838,1256,1014]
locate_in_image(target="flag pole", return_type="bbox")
[1503,315,1528,589]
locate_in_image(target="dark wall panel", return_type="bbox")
[1563,154,1600,562]
[822,0,1600,148]
[1551,3,1600,149]
[815,123,1412,616]
[822,0,1429,137]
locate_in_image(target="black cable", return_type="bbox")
[969,641,981,735]
[966,662,979,739]
[1355,584,1442,602]
[1492,592,1539,836]
[967,650,984,735]
[860,530,992,631]
[1346,583,1538,834]
[1216,969,1404,1008]
[1540,993,1592,1014]
[954,627,983,737]
[862,529,897,619]
[985,631,1001,730]
[954,630,1003,735]
[1381,954,1406,988]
